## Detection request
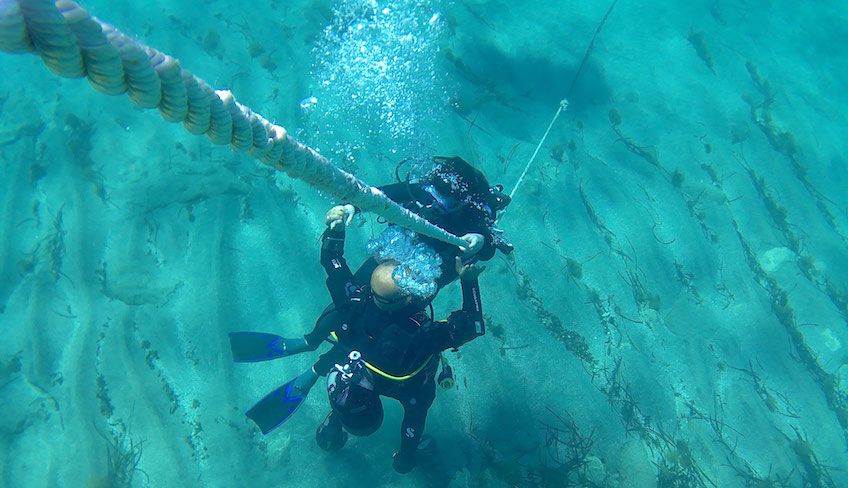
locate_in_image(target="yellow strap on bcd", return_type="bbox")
[329,331,433,381]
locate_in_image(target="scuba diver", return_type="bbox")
[229,204,486,473]
[350,155,513,289]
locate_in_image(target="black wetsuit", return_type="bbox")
[304,225,485,459]
[352,181,498,289]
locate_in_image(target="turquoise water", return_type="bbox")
[1,0,847,486]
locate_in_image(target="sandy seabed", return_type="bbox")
[1,0,847,486]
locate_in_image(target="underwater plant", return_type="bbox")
[687,28,716,74]
[467,406,602,488]
[525,407,601,487]
[787,426,837,488]
[608,108,622,127]
[514,266,595,367]
[90,422,147,488]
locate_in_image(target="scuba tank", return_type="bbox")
[327,351,384,436]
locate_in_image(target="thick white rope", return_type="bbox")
[0,0,466,248]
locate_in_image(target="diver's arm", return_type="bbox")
[320,225,348,273]
[320,226,355,308]
[461,276,484,319]
[301,306,346,352]
[449,278,486,346]
[432,263,486,350]
[321,207,359,309]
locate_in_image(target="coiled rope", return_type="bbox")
[0,0,465,248]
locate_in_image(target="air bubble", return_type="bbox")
[299,96,319,112]
[367,226,442,299]
[303,0,451,170]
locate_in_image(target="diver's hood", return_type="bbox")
[423,156,511,220]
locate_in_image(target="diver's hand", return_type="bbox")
[455,256,485,281]
[325,204,355,230]
[459,233,484,256]
[392,450,416,474]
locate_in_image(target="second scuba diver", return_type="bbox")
[230,204,487,473]
[349,155,512,291]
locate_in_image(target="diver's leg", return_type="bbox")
[316,411,348,451]
[392,373,437,473]
[302,304,343,350]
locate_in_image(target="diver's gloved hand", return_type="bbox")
[325,204,355,229]
[459,233,484,256]
[455,256,485,282]
[392,449,416,474]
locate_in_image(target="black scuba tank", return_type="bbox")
[327,351,384,436]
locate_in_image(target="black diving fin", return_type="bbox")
[229,331,291,363]
[245,371,318,434]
